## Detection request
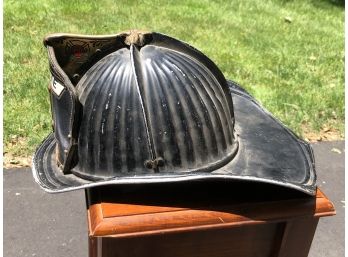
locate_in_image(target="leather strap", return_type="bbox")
[46,46,81,174]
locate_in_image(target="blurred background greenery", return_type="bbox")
[4,0,344,164]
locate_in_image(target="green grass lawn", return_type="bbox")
[4,0,344,159]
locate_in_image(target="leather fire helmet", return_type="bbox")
[32,30,316,194]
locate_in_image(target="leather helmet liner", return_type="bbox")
[32,31,316,194]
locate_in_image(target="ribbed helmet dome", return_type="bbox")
[72,32,239,179]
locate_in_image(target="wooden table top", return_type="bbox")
[86,182,335,237]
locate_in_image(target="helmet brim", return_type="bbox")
[32,81,316,195]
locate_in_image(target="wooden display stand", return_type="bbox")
[86,181,335,257]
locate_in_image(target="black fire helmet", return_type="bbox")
[32,30,316,194]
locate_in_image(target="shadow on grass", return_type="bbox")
[311,0,345,8]
[278,0,344,8]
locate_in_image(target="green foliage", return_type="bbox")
[4,0,344,156]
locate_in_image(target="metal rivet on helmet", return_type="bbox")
[144,160,154,169]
